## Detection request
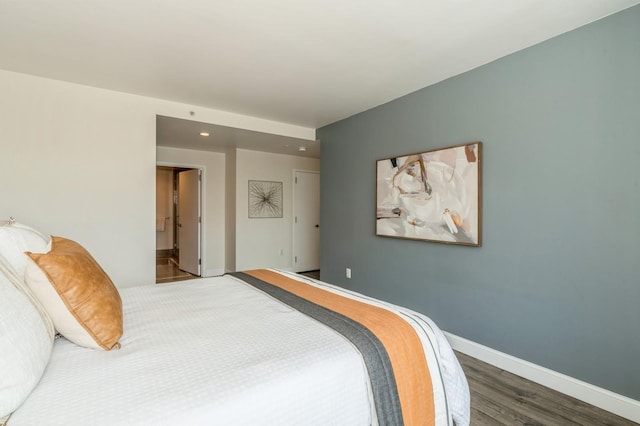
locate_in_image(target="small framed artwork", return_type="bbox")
[248,180,283,218]
[376,142,482,246]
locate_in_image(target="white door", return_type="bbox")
[293,171,320,272]
[177,169,201,276]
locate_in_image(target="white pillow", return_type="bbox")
[0,267,53,418]
[0,220,49,280]
[0,220,54,418]
[0,221,54,339]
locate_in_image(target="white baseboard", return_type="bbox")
[444,332,640,423]
[203,268,224,277]
[222,267,297,274]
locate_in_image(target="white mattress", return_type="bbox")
[10,271,469,426]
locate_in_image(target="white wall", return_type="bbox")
[0,71,155,287]
[235,149,320,271]
[224,148,237,273]
[156,146,226,276]
[0,69,315,287]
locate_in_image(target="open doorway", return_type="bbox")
[156,165,203,283]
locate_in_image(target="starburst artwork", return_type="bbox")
[248,180,283,218]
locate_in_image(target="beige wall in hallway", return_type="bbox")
[234,149,320,271]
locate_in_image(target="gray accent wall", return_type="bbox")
[318,6,640,399]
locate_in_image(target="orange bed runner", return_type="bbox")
[243,269,435,426]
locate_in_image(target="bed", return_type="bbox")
[0,220,470,426]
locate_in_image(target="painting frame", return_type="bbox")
[376,142,482,246]
[248,180,283,218]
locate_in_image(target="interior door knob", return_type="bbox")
[315,224,319,228]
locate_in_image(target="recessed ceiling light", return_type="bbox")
[200,132,210,137]
[298,146,307,152]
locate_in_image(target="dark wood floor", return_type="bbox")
[299,269,320,279]
[456,351,637,425]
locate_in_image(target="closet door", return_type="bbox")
[293,170,320,272]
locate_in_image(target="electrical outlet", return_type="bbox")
[346,268,351,279]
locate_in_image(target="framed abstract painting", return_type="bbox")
[248,180,283,218]
[376,142,482,246]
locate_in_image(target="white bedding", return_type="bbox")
[10,270,469,426]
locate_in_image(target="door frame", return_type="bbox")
[157,161,206,276]
[291,169,320,272]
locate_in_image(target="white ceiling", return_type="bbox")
[1,0,638,156]
[157,115,321,158]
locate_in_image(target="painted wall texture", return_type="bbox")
[0,67,314,288]
[318,6,640,399]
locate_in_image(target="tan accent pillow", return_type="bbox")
[25,236,123,350]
